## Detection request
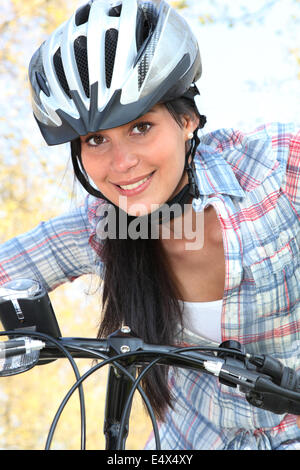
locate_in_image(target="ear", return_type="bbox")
[181,113,199,141]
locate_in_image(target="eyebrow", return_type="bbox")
[143,108,158,115]
[133,109,158,121]
[81,109,159,139]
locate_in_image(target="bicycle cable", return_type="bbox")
[44,345,161,451]
[3,331,300,450]
[116,345,222,449]
[0,330,87,450]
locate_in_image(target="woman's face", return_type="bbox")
[80,104,197,216]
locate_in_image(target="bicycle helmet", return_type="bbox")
[28,0,202,146]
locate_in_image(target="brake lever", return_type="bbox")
[203,341,300,415]
[203,354,265,391]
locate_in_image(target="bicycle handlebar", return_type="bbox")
[3,326,300,414]
[0,278,300,449]
[0,327,300,450]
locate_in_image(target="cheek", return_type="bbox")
[80,151,90,172]
[164,137,186,173]
[81,153,104,181]
[154,132,185,166]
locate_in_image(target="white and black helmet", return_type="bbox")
[29,0,202,146]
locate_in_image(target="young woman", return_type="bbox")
[2,0,300,449]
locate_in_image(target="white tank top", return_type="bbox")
[180,299,223,343]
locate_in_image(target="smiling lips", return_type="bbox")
[113,172,154,196]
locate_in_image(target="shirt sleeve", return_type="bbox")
[281,128,300,216]
[0,201,99,291]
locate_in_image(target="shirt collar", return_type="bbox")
[194,126,278,197]
[193,143,245,199]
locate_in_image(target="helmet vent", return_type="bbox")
[35,71,50,97]
[74,36,90,98]
[135,2,158,89]
[75,3,91,26]
[53,48,72,98]
[105,29,118,88]
[108,4,122,17]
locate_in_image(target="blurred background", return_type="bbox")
[0,0,299,450]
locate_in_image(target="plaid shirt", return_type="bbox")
[1,123,300,449]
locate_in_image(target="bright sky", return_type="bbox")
[182,0,300,131]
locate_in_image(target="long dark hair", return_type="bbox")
[72,98,206,421]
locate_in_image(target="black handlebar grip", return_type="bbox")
[246,367,300,415]
[280,366,300,392]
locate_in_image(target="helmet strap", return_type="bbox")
[184,128,200,199]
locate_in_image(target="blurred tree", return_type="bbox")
[290,48,300,79]
[0,0,78,239]
[170,0,188,8]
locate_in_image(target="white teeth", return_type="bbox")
[119,175,150,190]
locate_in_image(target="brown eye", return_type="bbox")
[86,134,106,146]
[132,122,152,135]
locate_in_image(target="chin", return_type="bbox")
[125,205,156,218]
[115,195,161,217]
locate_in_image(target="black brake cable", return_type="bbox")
[92,344,249,450]
[115,344,267,449]
[116,346,219,449]
[45,345,161,451]
[0,331,87,450]
[6,331,295,450]
[68,343,240,450]
[117,355,163,450]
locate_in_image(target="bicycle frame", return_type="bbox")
[104,362,137,450]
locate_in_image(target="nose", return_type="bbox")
[110,141,139,174]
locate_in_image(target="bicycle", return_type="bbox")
[0,278,299,450]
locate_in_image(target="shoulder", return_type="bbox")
[199,123,299,192]
[82,194,108,224]
[200,122,297,149]
[82,194,110,251]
